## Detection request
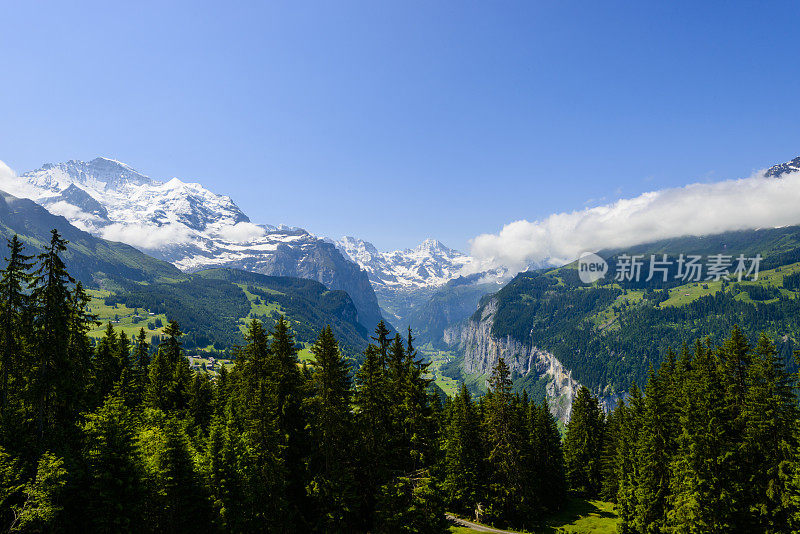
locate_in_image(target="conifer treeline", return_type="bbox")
[567,326,800,533]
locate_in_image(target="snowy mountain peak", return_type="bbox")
[6,158,251,236]
[408,238,461,259]
[765,155,800,178]
[336,236,473,290]
[31,157,156,192]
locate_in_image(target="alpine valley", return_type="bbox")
[2,155,800,421]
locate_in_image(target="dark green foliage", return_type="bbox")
[0,230,584,532]
[10,451,68,533]
[306,326,356,529]
[108,268,370,355]
[784,271,800,291]
[353,343,392,528]
[375,475,449,534]
[442,384,483,516]
[0,236,33,419]
[145,417,211,533]
[82,394,145,533]
[606,329,800,533]
[529,399,567,513]
[482,357,529,525]
[563,386,604,497]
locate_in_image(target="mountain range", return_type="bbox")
[0,187,371,355]
[1,158,393,329]
[0,157,502,333]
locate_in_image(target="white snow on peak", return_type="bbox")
[335,236,473,290]
[0,158,327,271]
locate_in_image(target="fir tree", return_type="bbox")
[0,236,33,416]
[82,394,145,533]
[131,328,150,406]
[563,386,604,497]
[402,329,437,472]
[740,333,798,532]
[354,341,391,529]
[29,230,89,449]
[633,366,675,533]
[227,319,288,531]
[667,339,737,532]
[10,451,68,533]
[188,373,213,434]
[483,357,527,525]
[615,384,643,533]
[92,323,121,405]
[148,418,210,534]
[268,316,308,527]
[530,400,566,513]
[442,383,483,516]
[306,325,356,529]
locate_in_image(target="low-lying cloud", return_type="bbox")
[0,160,40,200]
[215,221,266,243]
[468,170,800,275]
[101,222,194,250]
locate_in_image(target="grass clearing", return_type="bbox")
[421,349,462,397]
[236,284,285,335]
[448,499,618,533]
[85,289,168,341]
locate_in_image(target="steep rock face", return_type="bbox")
[2,158,384,330]
[406,274,504,347]
[444,299,580,422]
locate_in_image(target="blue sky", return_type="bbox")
[2,1,799,252]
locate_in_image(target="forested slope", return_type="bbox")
[449,225,800,396]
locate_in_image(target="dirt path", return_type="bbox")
[445,513,522,533]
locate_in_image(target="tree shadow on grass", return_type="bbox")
[533,498,617,533]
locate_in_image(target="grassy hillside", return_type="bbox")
[104,268,370,356]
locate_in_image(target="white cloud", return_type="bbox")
[214,222,266,243]
[468,170,800,275]
[45,200,101,222]
[101,222,194,250]
[0,160,14,181]
[0,159,37,199]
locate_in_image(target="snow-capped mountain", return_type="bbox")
[0,158,383,329]
[765,156,800,178]
[10,158,253,247]
[334,236,508,333]
[335,236,473,290]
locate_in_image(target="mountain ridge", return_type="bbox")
[2,157,384,330]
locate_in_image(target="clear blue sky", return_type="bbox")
[2,1,799,251]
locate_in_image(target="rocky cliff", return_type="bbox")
[444,298,581,422]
